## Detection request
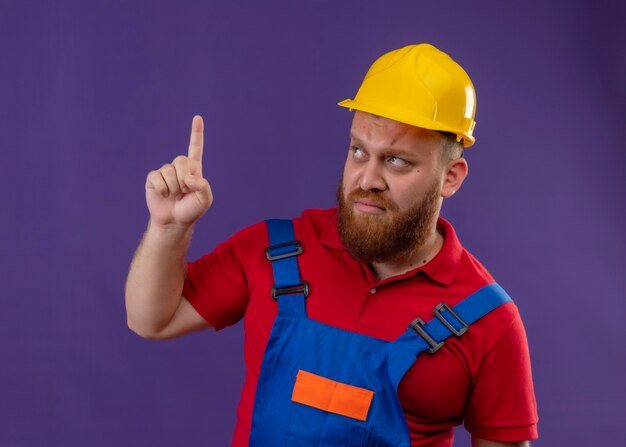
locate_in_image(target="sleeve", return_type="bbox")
[182,223,266,330]
[463,312,539,442]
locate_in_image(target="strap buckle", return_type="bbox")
[265,240,303,261]
[408,318,444,354]
[272,281,310,300]
[433,302,469,336]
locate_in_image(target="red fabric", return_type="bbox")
[183,208,538,446]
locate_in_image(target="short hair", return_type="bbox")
[438,131,464,163]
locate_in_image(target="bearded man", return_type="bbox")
[125,44,538,447]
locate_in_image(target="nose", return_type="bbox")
[358,160,386,191]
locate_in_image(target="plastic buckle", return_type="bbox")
[408,318,444,354]
[265,240,303,261]
[272,281,309,300]
[433,302,469,336]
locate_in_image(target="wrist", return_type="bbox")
[146,219,194,245]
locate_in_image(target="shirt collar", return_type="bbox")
[320,209,462,286]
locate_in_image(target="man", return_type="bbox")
[126,44,538,446]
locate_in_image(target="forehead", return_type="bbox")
[350,111,443,150]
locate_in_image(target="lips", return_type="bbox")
[355,198,384,209]
[353,198,386,214]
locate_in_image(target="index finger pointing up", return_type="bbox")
[188,115,204,174]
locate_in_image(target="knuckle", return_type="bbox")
[160,164,176,176]
[146,170,163,185]
[173,158,190,176]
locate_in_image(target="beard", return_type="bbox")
[336,179,441,264]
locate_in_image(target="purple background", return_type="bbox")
[1,0,625,445]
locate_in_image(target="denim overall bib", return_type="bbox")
[249,219,511,446]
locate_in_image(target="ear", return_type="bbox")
[440,157,468,198]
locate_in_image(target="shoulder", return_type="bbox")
[441,218,496,289]
[429,218,495,304]
[293,208,337,231]
[292,208,337,244]
[220,208,337,254]
[436,219,520,349]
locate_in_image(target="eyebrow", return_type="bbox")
[350,133,417,159]
[349,132,362,144]
[381,148,415,158]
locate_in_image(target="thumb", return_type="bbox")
[184,175,213,209]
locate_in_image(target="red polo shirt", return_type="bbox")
[183,208,538,446]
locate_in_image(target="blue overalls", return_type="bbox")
[249,219,511,446]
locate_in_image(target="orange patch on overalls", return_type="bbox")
[291,370,375,421]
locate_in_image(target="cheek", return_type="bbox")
[341,164,358,192]
[393,181,430,211]
[341,177,353,200]
[393,192,415,212]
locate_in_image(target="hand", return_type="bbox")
[145,115,213,230]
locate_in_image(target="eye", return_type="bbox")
[388,156,409,167]
[351,146,367,160]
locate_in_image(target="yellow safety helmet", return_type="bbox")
[338,44,477,148]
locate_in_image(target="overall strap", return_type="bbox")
[393,283,512,357]
[265,219,308,317]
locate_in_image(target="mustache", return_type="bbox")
[346,189,398,212]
